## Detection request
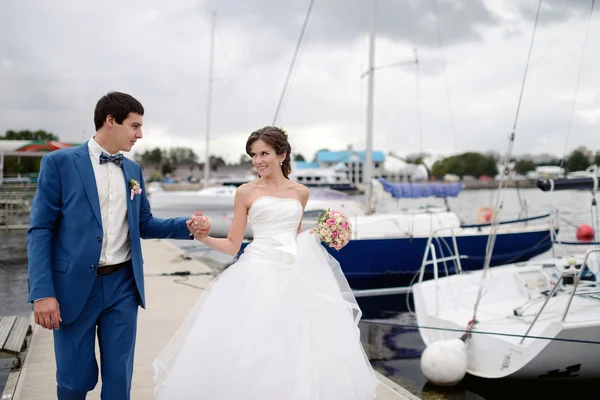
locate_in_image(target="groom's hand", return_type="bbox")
[34,297,62,330]
[187,215,210,238]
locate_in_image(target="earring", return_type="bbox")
[280,161,283,165]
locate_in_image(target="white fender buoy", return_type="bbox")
[420,338,468,386]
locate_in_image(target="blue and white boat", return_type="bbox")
[236,2,555,289]
[325,178,556,289]
[239,178,555,289]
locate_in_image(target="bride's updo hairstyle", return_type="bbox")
[246,126,292,179]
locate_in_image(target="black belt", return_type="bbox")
[97,260,132,277]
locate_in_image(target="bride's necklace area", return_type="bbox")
[263,181,289,197]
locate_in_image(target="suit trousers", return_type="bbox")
[53,262,139,400]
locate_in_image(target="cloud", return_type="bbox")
[0,0,598,166]
[518,0,596,25]
[204,0,500,48]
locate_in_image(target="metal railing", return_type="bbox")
[0,187,34,226]
[519,248,600,344]
[417,226,466,283]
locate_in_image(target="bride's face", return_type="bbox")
[250,139,284,178]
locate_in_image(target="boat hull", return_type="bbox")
[327,228,554,289]
[239,225,554,289]
[412,260,600,380]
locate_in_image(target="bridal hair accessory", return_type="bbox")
[311,209,352,251]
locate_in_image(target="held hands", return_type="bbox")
[187,215,211,239]
[34,297,62,330]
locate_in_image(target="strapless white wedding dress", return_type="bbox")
[153,196,379,399]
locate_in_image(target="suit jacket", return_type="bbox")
[27,142,192,324]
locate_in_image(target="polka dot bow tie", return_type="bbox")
[99,152,124,168]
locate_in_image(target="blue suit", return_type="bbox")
[27,142,192,399]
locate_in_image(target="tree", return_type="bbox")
[431,152,498,178]
[209,155,226,171]
[166,147,198,164]
[566,149,590,173]
[239,154,251,164]
[1,129,59,141]
[514,159,536,174]
[137,146,198,167]
[161,163,174,176]
[136,148,164,164]
[294,153,306,162]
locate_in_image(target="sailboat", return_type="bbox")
[311,0,556,289]
[233,0,557,290]
[412,177,600,379]
[411,0,600,381]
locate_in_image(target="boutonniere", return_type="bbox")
[129,178,142,200]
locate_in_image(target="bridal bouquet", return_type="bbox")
[312,209,352,251]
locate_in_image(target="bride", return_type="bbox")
[153,126,379,399]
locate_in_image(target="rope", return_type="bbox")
[145,270,213,290]
[405,1,422,154]
[361,321,600,345]
[460,213,551,229]
[559,0,596,170]
[272,0,316,125]
[432,0,457,153]
[471,0,543,324]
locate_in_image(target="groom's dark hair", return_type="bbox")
[94,91,145,131]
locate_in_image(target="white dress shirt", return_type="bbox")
[88,137,131,267]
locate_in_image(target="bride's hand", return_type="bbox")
[188,215,211,238]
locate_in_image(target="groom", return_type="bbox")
[27,91,210,400]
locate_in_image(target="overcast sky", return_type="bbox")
[1,0,599,164]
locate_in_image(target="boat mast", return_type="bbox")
[364,0,377,214]
[204,11,216,188]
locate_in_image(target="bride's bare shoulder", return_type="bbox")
[235,183,257,203]
[290,182,309,205]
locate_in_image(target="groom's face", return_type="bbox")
[112,112,143,152]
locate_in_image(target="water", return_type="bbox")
[0,229,30,394]
[1,188,599,397]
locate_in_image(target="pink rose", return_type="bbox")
[326,218,335,226]
[332,230,338,238]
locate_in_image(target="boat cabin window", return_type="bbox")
[304,209,326,219]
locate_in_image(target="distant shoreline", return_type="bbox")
[152,179,539,193]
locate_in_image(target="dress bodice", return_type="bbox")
[239,196,303,267]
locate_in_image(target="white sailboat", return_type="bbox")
[413,247,600,379]
[411,0,600,383]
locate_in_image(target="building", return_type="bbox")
[312,148,386,185]
[381,157,428,182]
[290,161,356,191]
[535,165,564,179]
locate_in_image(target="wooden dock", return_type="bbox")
[4,239,419,400]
